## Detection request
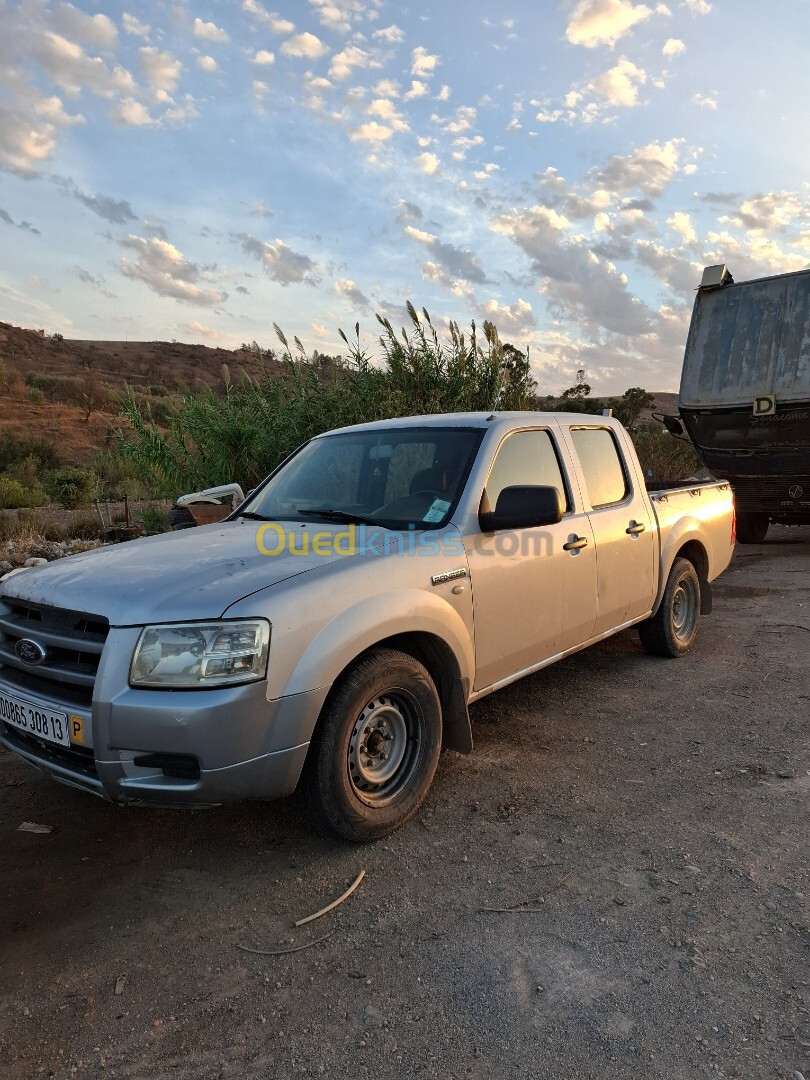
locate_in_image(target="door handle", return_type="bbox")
[563,536,588,551]
[626,522,646,535]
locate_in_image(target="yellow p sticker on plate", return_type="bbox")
[70,716,84,744]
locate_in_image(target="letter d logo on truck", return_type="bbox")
[753,395,776,417]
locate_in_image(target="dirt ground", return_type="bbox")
[0,528,807,1080]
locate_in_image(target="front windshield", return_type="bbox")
[240,427,483,529]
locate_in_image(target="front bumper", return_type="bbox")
[0,626,329,807]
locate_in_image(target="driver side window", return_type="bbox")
[485,430,569,512]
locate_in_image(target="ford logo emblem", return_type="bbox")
[15,639,47,666]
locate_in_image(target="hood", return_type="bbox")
[0,520,358,625]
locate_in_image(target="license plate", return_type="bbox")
[0,691,70,747]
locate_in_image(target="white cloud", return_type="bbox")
[683,0,711,13]
[193,18,229,43]
[566,0,652,48]
[482,298,536,339]
[120,235,226,306]
[51,4,118,49]
[597,139,683,196]
[139,47,182,102]
[412,47,440,77]
[122,13,150,38]
[348,121,394,143]
[281,33,329,60]
[186,320,224,341]
[334,277,371,308]
[662,37,685,56]
[414,151,440,175]
[667,211,696,242]
[308,0,372,34]
[112,97,154,126]
[253,50,275,64]
[197,56,218,73]
[692,92,717,109]
[373,79,400,98]
[404,80,429,101]
[436,84,451,101]
[372,25,405,44]
[329,44,382,80]
[242,2,295,33]
[404,225,486,283]
[592,57,647,106]
[239,234,319,285]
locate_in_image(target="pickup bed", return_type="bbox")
[0,412,735,840]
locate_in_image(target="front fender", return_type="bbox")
[275,588,475,704]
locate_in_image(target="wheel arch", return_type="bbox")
[307,630,472,759]
[654,536,712,615]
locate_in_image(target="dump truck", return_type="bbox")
[678,264,810,543]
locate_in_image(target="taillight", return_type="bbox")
[731,505,736,546]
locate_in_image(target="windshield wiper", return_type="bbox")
[295,508,385,528]
[234,510,273,521]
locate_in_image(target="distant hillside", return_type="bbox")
[0,322,276,466]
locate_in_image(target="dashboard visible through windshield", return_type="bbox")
[239,427,483,529]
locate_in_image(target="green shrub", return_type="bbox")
[44,467,101,509]
[115,305,538,494]
[27,387,45,406]
[61,508,101,540]
[630,423,702,481]
[0,477,50,509]
[0,432,61,474]
[141,506,170,534]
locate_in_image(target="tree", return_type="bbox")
[560,369,591,400]
[613,387,655,429]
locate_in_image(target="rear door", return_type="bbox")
[465,425,597,690]
[563,425,655,636]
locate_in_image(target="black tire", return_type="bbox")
[302,648,442,842]
[638,557,701,658]
[736,512,769,544]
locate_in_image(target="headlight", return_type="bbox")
[130,620,270,688]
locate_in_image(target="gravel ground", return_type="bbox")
[1,527,808,1080]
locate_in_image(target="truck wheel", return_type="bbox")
[736,512,769,544]
[638,557,701,658]
[302,648,442,842]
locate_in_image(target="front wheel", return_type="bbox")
[638,557,701,658]
[302,648,442,842]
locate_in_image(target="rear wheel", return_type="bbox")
[736,512,769,544]
[302,648,442,842]
[638,557,701,658]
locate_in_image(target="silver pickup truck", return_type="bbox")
[0,412,735,841]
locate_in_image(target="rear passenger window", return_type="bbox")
[571,428,628,508]
[485,430,569,510]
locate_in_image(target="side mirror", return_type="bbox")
[653,412,684,438]
[479,485,565,532]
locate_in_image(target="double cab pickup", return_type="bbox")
[0,413,735,840]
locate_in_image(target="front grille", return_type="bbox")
[732,475,810,511]
[0,599,108,709]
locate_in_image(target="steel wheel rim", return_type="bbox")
[348,692,421,807]
[672,576,699,642]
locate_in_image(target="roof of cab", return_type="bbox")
[317,411,622,436]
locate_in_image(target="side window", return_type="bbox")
[484,430,568,511]
[570,428,628,508]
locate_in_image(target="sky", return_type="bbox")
[1,0,809,395]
